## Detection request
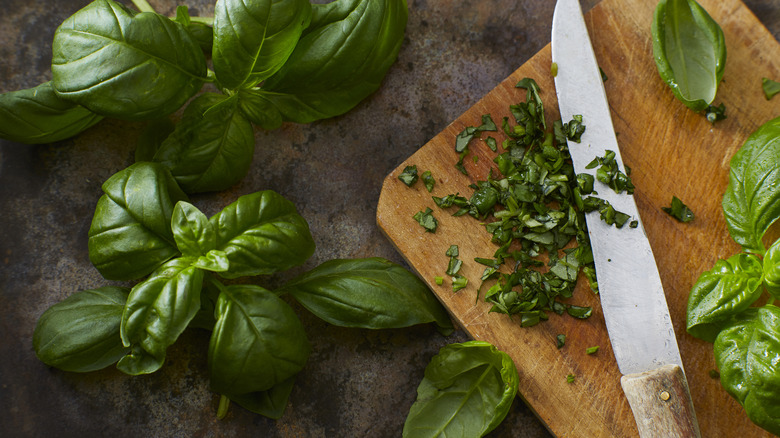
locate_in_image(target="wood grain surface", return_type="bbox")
[376,0,780,436]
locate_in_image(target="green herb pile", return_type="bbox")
[686,116,780,436]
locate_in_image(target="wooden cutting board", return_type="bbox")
[377,0,780,436]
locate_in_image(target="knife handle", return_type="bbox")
[620,364,701,438]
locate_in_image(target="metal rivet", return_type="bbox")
[660,390,671,401]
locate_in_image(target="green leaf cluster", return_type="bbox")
[686,116,780,435]
[2,0,408,195]
[34,163,452,420]
[651,0,726,112]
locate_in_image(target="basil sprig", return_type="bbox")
[686,116,780,435]
[651,0,726,112]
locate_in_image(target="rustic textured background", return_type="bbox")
[1,0,778,437]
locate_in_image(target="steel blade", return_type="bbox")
[551,0,684,375]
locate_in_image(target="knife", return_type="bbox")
[551,1,701,437]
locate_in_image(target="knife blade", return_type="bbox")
[551,1,701,436]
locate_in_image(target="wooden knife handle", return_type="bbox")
[620,364,701,438]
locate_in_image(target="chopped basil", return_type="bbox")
[566,373,576,383]
[434,276,444,286]
[556,334,566,349]
[567,305,593,319]
[762,78,780,100]
[398,165,419,186]
[551,62,559,78]
[662,196,694,223]
[599,66,608,82]
[586,346,599,355]
[586,150,634,194]
[413,207,437,232]
[705,103,726,124]
[452,275,468,292]
[485,136,498,152]
[556,115,586,143]
[455,114,497,153]
[422,170,435,193]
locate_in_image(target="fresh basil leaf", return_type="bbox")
[117,258,204,375]
[762,238,780,299]
[210,190,315,279]
[193,250,231,273]
[762,78,780,100]
[280,257,454,334]
[0,82,103,144]
[237,88,284,130]
[213,0,312,90]
[257,0,408,123]
[51,0,208,120]
[651,0,726,111]
[686,253,763,342]
[88,162,188,281]
[153,93,255,194]
[228,376,296,420]
[714,305,780,435]
[208,285,310,396]
[402,341,519,438]
[33,286,130,372]
[174,5,213,55]
[722,117,780,254]
[172,201,217,257]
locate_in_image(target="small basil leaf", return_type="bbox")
[210,191,315,279]
[714,305,780,435]
[208,285,310,395]
[237,88,284,130]
[403,341,519,438]
[686,254,763,342]
[651,0,726,111]
[722,116,780,254]
[193,250,230,273]
[763,238,780,299]
[0,82,103,144]
[51,0,208,120]
[118,258,204,375]
[172,201,217,257]
[213,0,312,89]
[88,162,188,281]
[228,376,296,420]
[153,93,255,194]
[33,286,130,372]
[280,257,454,334]
[259,0,408,123]
[174,5,213,55]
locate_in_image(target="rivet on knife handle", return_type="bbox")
[620,364,701,438]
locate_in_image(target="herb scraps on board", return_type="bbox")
[662,195,695,223]
[762,78,780,100]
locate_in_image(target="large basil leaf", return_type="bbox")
[763,238,780,299]
[403,341,519,438]
[254,0,408,123]
[210,190,315,279]
[280,258,454,334]
[33,286,129,372]
[722,117,780,254]
[651,0,726,111]
[51,0,207,120]
[714,305,780,436]
[153,93,255,194]
[228,376,296,419]
[208,285,309,396]
[0,82,103,144]
[686,253,763,342]
[212,0,312,90]
[88,162,188,281]
[117,258,204,375]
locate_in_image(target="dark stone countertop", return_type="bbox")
[1,0,778,437]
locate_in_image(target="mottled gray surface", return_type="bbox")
[1,0,778,437]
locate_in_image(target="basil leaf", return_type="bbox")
[213,0,312,90]
[237,88,284,130]
[153,93,255,194]
[762,238,780,299]
[257,0,408,123]
[51,0,208,120]
[762,78,780,100]
[651,0,726,111]
[88,162,188,281]
[714,305,780,435]
[210,190,315,279]
[0,82,102,144]
[33,286,130,372]
[280,258,454,334]
[208,285,309,396]
[227,377,296,420]
[722,117,780,254]
[174,5,213,55]
[662,195,694,222]
[172,201,217,257]
[118,258,204,375]
[402,341,519,438]
[686,254,763,342]
[193,250,231,273]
